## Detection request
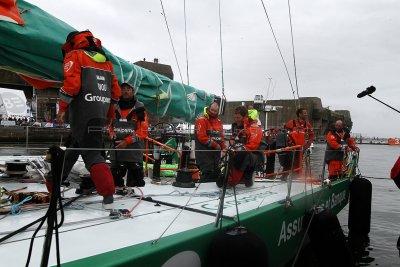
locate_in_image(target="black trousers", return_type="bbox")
[277,150,300,179]
[196,149,221,182]
[232,151,259,180]
[265,142,276,175]
[111,161,144,187]
[62,138,105,182]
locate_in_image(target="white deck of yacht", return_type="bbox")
[0,156,320,266]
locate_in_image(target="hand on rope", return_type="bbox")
[115,139,128,149]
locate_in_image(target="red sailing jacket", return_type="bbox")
[326,130,357,151]
[285,119,314,148]
[324,130,357,163]
[243,120,263,151]
[58,49,121,117]
[195,115,226,150]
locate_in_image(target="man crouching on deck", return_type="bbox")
[227,108,263,187]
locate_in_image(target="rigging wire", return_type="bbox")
[159,0,185,84]
[266,77,272,100]
[152,182,203,244]
[271,80,277,99]
[259,0,297,102]
[287,0,300,101]
[218,0,226,99]
[362,175,391,180]
[183,0,190,85]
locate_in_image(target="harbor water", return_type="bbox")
[312,143,400,266]
[0,143,399,266]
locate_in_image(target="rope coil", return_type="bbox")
[10,196,32,215]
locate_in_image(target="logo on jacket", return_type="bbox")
[97,83,108,92]
[64,61,73,72]
[96,75,105,81]
[84,93,110,103]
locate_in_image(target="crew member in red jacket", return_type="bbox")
[229,105,248,146]
[325,120,359,180]
[228,109,263,187]
[110,82,148,187]
[54,30,121,208]
[282,108,315,177]
[285,108,314,149]
[195,101,225,183]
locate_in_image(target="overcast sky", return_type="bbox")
[29,0,400,137]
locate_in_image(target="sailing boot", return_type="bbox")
[244,171,254,187]
[75,174,95,195]
[102,195,114,210]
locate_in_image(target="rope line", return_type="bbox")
[362,175,391,180]
[152,182,203,244]
[259,0,296,101]
[183,0,190,85]
[159,0,185,84]
[10,196,32,215]
[218,0,226,99]
[287,0,300,101]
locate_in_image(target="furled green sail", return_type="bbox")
[0,0,215,122]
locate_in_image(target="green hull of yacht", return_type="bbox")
[63,179,349,267]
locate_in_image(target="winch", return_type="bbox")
[5,160,28,177]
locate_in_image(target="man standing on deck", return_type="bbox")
[109,82,148,188]
[280,108,315,179]
[325,120,359,180]
[54,30,121,208]
[264,127,278,176]
[195,101,225,183]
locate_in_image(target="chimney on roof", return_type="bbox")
[154,58,159,64]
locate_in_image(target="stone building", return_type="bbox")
[134,58,174,80]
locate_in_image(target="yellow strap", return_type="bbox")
[84,51,106,63]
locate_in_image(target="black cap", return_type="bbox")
[65,31,79,42]
[120,82,134,89]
